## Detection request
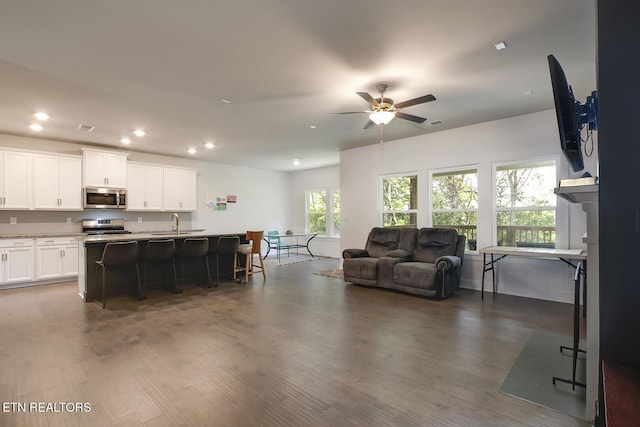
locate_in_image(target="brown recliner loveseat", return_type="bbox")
[343,227,465,299]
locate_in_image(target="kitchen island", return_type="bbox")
[79,231,247,302]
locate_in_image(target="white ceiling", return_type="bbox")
[0,0,596,171]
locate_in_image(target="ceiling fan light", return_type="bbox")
[369,110,395,125]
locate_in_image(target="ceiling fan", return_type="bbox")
[332,83,436,130]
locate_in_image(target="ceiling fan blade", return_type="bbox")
[357,92,379,106]
[363,120,375,129]
[394,94,436,109]
[395,111,427,123]
[329,111,367,115]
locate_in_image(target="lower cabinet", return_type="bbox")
[0,239,34,284]
[36,238,79,280]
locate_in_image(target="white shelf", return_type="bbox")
[554,184,599,203]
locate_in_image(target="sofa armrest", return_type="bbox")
[435,255,461,271]
[343,248,369,259]
[385,249,412,259]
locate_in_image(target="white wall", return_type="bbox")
[0,134,291,236]
[340,110,596,303]
[289,165,340,258]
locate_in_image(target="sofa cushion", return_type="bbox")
[414,228,459,264]
[393,262,438,290]
[365,227,401,258]
[343,257,379,281]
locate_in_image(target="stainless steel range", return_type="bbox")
[82,218,132,235]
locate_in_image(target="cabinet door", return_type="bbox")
[163,167,182,210]
[34,154,60,209]
[127,164,147,210]
[144,166,163,210]
[83,151,107,187]
[179,169,197,211]
[105,153,128,188]
[58,157,82,210]
[61,244,79,276]
[2,151,31,209]
[4,246,34,283]
[36,245,62,279]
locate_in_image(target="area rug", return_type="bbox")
[313,269,344,279]
[262,254,321,266]
[500,330,586,420]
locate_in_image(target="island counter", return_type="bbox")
[78,231,247,302]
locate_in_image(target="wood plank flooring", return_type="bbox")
[0,258,589,426]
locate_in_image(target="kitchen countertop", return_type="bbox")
[82,230,242,243]
[0,229,227,242]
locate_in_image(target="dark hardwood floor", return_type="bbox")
[0,258,589,426]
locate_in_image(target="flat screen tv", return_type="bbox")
[548,54,584,172]
[547,54,598,174]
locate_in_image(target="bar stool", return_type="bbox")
[178,238,211,288]
[212,236,240,284]
[95,241,143,309]
[234,230,266,283]
[142,239,179,294]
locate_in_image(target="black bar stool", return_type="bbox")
[95,241,143,309]
[213,236,240,284]
[142,239,180,294]
[178,238,211,288]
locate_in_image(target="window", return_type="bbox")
[431,168,478,250]
[495,161,557,248]
[306,188,340,237]
[381,174,417,227]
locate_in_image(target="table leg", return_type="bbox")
[482,253,486,300]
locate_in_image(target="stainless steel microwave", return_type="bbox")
[83,187,127,209]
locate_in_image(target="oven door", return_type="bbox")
[84,187,127,209]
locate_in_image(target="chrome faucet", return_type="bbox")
[171,213,180,234]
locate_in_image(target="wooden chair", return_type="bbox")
[234,230,266,283]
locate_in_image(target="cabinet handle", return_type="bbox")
[45,240,55,244]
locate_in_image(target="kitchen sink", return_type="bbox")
[148,229,205,236]
[149,232,192,236]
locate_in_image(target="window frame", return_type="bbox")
[379,172,419,227]
[491,157,565,248]
[428,165,479,251]
[305,187,340,237]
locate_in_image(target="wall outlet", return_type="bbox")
[9,217,17,224]
[66,218,72,224]
[138,217,142,223]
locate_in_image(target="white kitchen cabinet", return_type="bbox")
[127,163,163,211]
[35,237,79,280]
[82,148,129,188]
[0,151,32,210]
[163,167,197,211]
[0,239,34,284]
[33,154,82,210]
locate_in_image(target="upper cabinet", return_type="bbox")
[0,150,32,210]
[127,163,163,211]
[82,148,128,188]
[33,154,82,210]
[163,167,197,211]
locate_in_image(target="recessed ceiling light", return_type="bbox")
[133,129,146,137]
[188,148,197,154]
[76,124,95,132]
[34,112,49,121]
[309,125,317,129]
[29,123,43,131]
[495,41,507,51]
[205,142,215,149]
[293,157,302,166]
[221,98,232,104]
[524,89,534,96]
[121,137,131,145]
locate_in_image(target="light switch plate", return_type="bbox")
[66,218,72,224]
[138,217,142,223]
[9,217,17,224]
